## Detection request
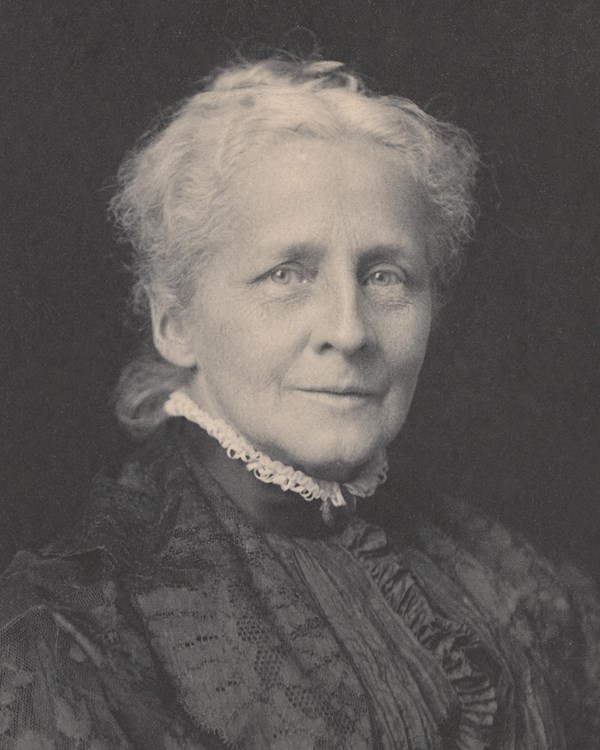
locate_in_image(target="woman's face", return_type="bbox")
[177,137,432,481]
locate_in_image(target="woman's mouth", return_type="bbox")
[296,388,382,405]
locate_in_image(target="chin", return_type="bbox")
[287,432,389,483]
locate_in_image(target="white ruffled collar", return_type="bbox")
[164,390,388,515]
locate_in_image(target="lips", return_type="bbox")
[304,389,373,395]
[296,386,383,397]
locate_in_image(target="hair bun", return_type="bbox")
[208,59,359,93]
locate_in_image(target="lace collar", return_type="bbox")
[163,390,388,514]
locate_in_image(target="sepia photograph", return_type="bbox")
[1,2,599,747]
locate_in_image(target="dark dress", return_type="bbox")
[0,418,598,749]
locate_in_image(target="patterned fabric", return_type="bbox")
[265,528,497,749]
[0,418,599,749]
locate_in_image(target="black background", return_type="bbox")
[2,1,599,573]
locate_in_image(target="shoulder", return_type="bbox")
[418,493,599,633]
[0,422,207,748]
[0,421,189,634]
[414,493,600,739]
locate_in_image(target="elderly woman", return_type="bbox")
[1,59,599,750]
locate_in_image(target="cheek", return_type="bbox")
[408,324,431,372]
[198,304,293,392]
[384,309,431,376]
[188,298,242,385]
[207,324,251,384]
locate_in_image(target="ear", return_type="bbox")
[150,299,197,368]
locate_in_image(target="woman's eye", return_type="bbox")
[268,267,307,285]
[365,269,403,286]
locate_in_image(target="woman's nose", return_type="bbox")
[311,278,373,355]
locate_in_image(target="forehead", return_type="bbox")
[225,136,430,253]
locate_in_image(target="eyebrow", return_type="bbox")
[358,244,414,263]
[264,243,324,264]
[264,242,413,265]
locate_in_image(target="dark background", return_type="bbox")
[2,1,599,573]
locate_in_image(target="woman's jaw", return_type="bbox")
[186,376,411,484]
